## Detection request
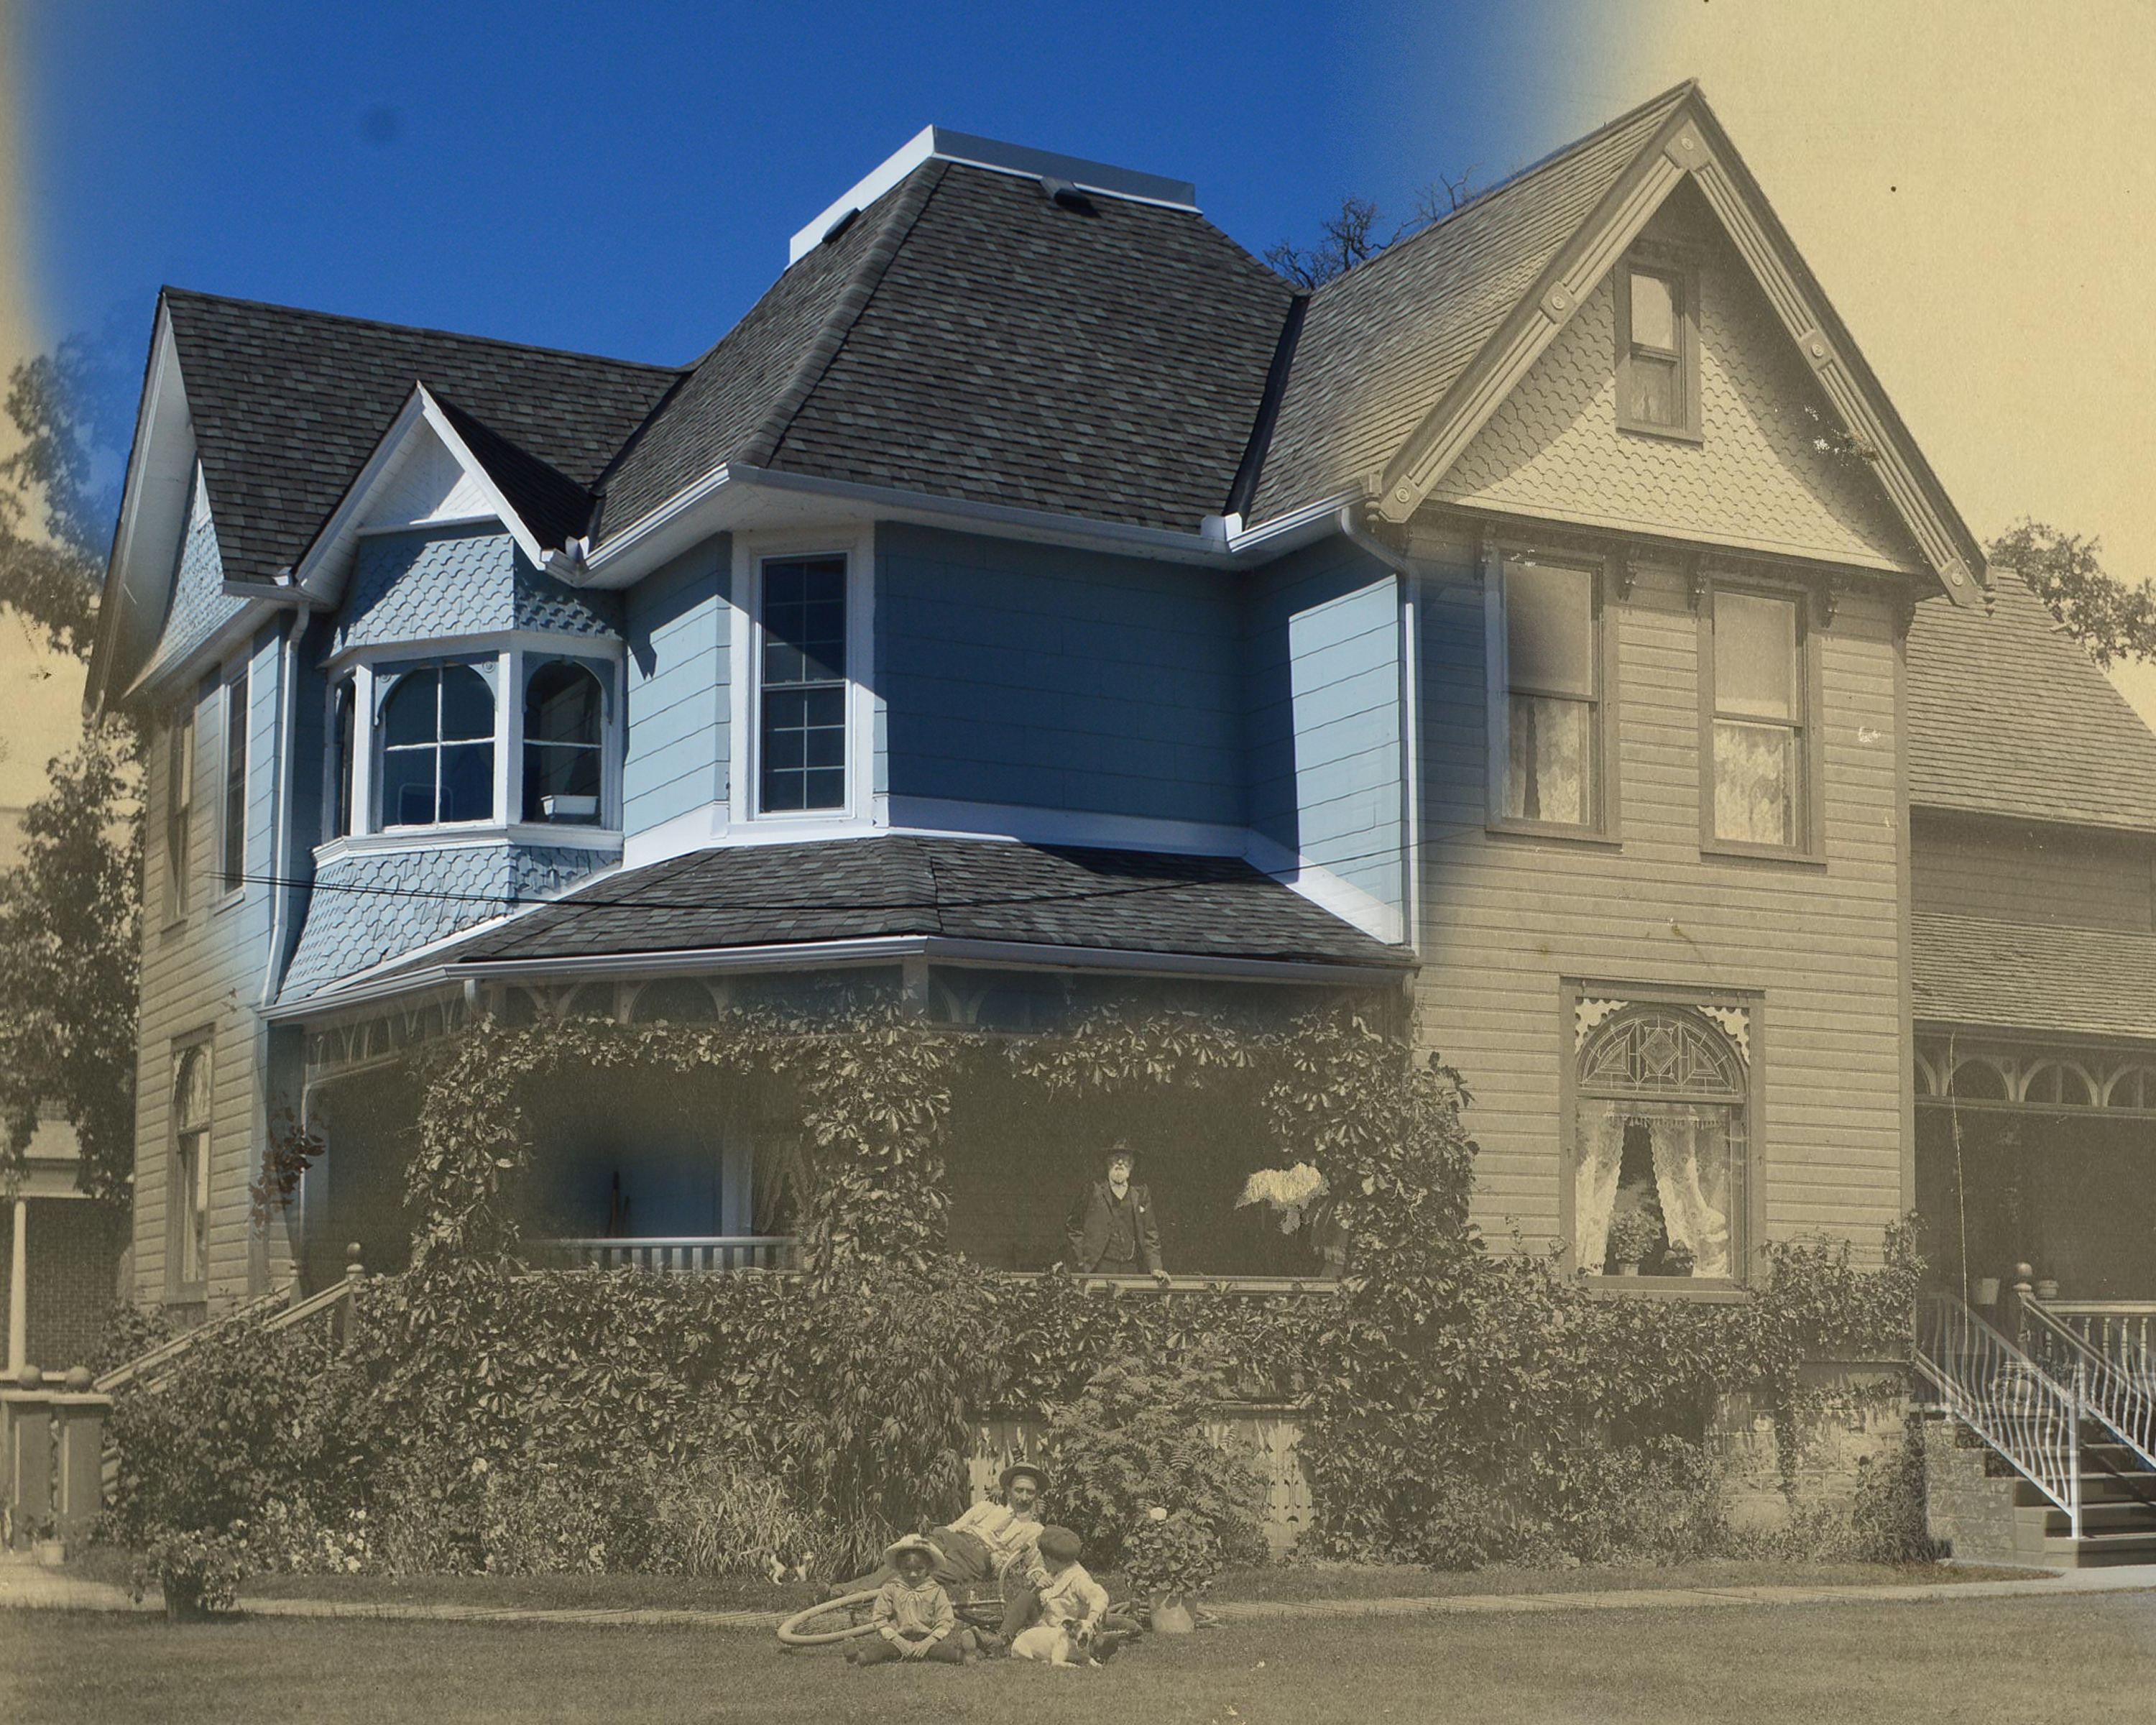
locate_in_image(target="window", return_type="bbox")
[1708,589,1806,850]
[523,661,605,825]
[380,665,495,827]
[171,1044,212,1292]
[165,700,195,918]
[1572,1000,1751,1282]
[757,556,848,813]
[220,665,248,894]
[329,679,356,840]
[1499,557,1602,828]
[1616,257,1699,438]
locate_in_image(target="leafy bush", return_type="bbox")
[1036,1354,1267,1591]
[88,1302,178,1377]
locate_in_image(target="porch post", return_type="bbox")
[6,1196,25,1376]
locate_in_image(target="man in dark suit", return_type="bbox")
[1064,1146,1168,1279]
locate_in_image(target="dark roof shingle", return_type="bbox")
[162,289,681,583]
[1913,910,2156,1041]
[366,834,1411,983]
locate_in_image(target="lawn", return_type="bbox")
[6,1591,2154,1725]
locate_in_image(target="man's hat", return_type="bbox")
[1036,1524,1082,1563]
[883,1532,941,1566]
[999,1461,1048,1496]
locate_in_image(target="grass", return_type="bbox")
[59,1546,2047,1616]
[6,1592,2155,1724]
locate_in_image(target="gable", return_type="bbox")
[1435,188,1922,571]
[133,464,244,694]
[361,420,496,531]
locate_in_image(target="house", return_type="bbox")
[91,83,2013,1319]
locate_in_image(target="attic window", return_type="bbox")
[1616,255,1700,441]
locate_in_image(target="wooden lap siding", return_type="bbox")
[1411,533,1909,1261]
[134,619,289,1309]
[622,535,732,837]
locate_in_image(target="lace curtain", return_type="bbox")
[1508,694,1589,824]
[1713,719,1793,846]
[1574,1100,1734,1277]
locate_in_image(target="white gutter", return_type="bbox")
[264,932,1411,1022]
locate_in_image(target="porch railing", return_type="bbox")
[1915,1292,2083,1538]
[540,1236,798,1274]
[2037,1302,2156,1397]
[2019,1297,2156,1472]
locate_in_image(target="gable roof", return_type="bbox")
[1251,84,1984,602]
[1907,575,2156,833]
[160,289,681,585]
[594,160,1295,544]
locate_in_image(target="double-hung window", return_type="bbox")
[757,556,849,814]
[522,660,605,824]
[1707,588,1807,851]
[170,1042,212,1294]
[1616,254,1700,439]
[165,699,195,919]
[1497,556,1603,831]
[219,664,248,896]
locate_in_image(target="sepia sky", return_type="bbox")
[4,0,2154,794]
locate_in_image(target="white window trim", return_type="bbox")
[330,632,627,843]
[216,657,250,906]
[729,525,877,827]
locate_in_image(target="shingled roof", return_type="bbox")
[162,289,681,584]
[1248,85,1692,525]
[595,160,1294,541]
[1906,576,2156,832]
[1913,910,2156,1041]
[357,834,1411,988]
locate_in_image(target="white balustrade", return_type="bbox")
[1915,1292,2083,1538]
[542,1236,797,1274]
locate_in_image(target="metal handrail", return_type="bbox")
[1915,1292,2083,1537]
[2019,1296,2156,1473]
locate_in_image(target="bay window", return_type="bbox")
[380,664,496,827]
[522,659,605,825]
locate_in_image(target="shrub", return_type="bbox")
[1036,1354,1267,1589]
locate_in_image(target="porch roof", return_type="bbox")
[305,834,1413,1008]
[1913,910,2156,1042]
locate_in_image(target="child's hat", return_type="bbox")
[1036,1524,1082,1563]
[1000,1461,1048,1495]
[884,1533,941,1566]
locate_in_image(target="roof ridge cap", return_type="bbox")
[160,285,685,377]
[1303,80,1697,303]
[736,162,948,471]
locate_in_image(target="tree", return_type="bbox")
[1264,170,1481,290]
[1986,519,2156,668]
[0,332,142,1205]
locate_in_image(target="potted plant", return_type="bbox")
[1123,1505,1220,1633]
[28,1516,65,1567]
[1662,1240,1697,1278]
[1606,1210,1659,1276]
[132,1528,248,1622]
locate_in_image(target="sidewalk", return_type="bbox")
[5,1558,2153,1629]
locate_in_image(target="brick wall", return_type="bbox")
[1,1200,126,1374]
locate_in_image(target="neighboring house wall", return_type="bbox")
[132,616,288,1307]
[623,535,732,837]
[1410,533,1909,1259]
[1435,192,1920,573]
[1245,538,1405,924]
[1910,809,2153,933]
[877,524,1244,827]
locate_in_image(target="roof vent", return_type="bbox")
[1040,177,1097,215]
[820,207,861,246]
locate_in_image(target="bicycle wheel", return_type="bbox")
[776,1589,883,1647]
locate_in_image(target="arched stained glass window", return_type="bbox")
[523,661,604,825]
[381,666,494,827]
[1574,1005,1749,1283]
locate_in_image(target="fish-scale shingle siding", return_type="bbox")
[335,528,620,656]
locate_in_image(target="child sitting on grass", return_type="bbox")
[849,1535,964,1665]
[1008,1525,1123,1666]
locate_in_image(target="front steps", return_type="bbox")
[1925,1412,2156,1569]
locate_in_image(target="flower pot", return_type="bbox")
[32,1538,66,1568]
[161,1578,211,1623]
[1973,1276,2000,1306]
[1613,1260,1640,1277]
[2035,1278,2060,1302]
[1150,1593,1196,1634]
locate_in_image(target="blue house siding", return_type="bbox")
[623,536,729,835]
[142,477,243,683]
[1245,540,1404,917]
[878,523,1243,827]
[279,842,612,1003]
[336,525,619,656]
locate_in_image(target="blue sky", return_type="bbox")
[21,1,1622,376]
